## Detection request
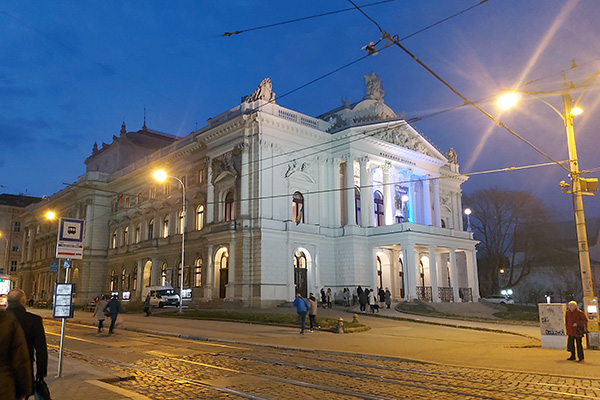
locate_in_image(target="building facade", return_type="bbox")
[17,74,479,307]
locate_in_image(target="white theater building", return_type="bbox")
[17,73,479,307]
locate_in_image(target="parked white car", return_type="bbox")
[141,286,180,308]
[483,295,514,305]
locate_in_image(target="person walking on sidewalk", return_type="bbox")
[7,289,48,389]
[358,288,368,313]
[566,300,588,362]
[307,293,319,332]
[320,288,327,309]
[326,288,333,308]
[385,287,392,309]
[143,294,152,317]
[293,293,309,334]
[104,294,122,335]
[93,295,108,333]
[368,289,377,313]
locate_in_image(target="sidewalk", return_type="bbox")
[45,347,149,400]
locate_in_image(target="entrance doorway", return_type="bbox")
[398,255,405,298]
[293,250,308,297]
[143,260,152,287]
[215,247,229,299]
[377,256,383,288]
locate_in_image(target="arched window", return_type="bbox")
[111,230,117,248]
[374,190,384,226]
[148,219,154,240]
[355,187,361,225]
[194,257,203,287]
[178,210,185,234]
[196,205,205,230]
[110,270,118,291]
[162,215,169,238]
[292,192,304,224]
[377,256,383,288]
[224,192,234,222]
[161,263,168,286]
[122,226,129,245]
[135,223,141,243]
[133,267,138,290]
[121,268,129,291]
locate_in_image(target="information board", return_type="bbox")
[56,218,85,259]
[53,283,75,318]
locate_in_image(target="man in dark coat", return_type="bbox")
[565,300,588,362]
[103,294,122,334]
[7,289,48,383]
[0,308,32,400]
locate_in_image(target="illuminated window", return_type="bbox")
[194,258,203,287]
[292,192,304,224]
[135,223,140,243]
[161,263,168,285]
[196,205,204,230]
[374,191,384,226]
[111,230,117,248]
[178,210,185,234]
[224,192,234,222]
[122,226,129,245]
[162,215,169,237]
[148,219,154,240]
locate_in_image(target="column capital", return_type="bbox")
[382,160,392,173]
[358,155,370,165]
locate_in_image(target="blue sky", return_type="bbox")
[1,0,599,218]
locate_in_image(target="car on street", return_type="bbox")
[482,295,514,305]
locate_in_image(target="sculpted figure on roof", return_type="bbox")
[364,72,385,101]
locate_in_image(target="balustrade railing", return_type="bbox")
[416,286,433,302]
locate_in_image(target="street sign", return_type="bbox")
[50,262,58,273]
[56,218,85,259]
[0,267,3,274]
[53,283,75,318]
[63,260,71,269]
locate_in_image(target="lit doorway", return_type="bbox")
[293,250,308,297]
[215,247,229,299]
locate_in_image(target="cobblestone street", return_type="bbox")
[43,317,600,400]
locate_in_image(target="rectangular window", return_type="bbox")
[135,224,140,243]
[112,230,117,248]
[125,197,130,209]
[197,169,204,184]
[150,187,156,200]
[13,221,21,232]
[137,192,143,205]
[12,245,19,252]
[10,260,17,272]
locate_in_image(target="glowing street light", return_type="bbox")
[570,106,583,116]
[152,169,186,313]
[45,211,56,220]
[464,208,472,232]
[496,92,520,110]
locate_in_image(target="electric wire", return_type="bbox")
[346,0,571,174]
[219,0,395,36]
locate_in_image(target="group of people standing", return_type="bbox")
[0,289,48,400]
[357,286,391,313]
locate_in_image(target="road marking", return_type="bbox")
[86,380,151,399]
[46,331,99,344]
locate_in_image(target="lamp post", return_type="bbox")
[153,169,186,313]
[464,208,472,232]
[497,71,599,346]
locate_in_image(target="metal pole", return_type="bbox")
[57,259,69,377]
[561,74,594,299]
[179,178,186,313]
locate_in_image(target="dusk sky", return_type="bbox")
[1,0,599,218]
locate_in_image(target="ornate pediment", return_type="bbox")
[375,126,434,157]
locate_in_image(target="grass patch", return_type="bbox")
[493,304,539,321]
[397,302,464,319]
[159,310,369,333]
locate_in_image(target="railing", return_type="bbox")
[459,287,473,302]
[416,286,433,302]
[438,287,454,302]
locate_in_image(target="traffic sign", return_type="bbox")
[50,262,58,273]
[56,218,85,259]
[63,260,71,269]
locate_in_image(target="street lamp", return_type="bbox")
[153,169,186,313]
[464,208,472,232]
[497,71,599,345]
[45,211,56,220]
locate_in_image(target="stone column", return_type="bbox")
[227,239,235,300]
[409,174,417,224]
[382,162,394,225]
[136,259,143,300]
[422,178,432,226]
[449,248,460,302]
[466,249,480,301]
[332,158,342,227]
[151,256,160,286]
[428,245,439,302]
[345,157,356,226]
[240,143,249,216]
[206,158,215,224]
[205,244,214,299]
[432,178,441,227]
[364,164,374,226]
[359,157,370,227]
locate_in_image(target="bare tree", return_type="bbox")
[464,188,553,296]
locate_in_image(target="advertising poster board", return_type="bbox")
[539,303,566,349]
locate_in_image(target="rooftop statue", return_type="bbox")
[246,77,276,103]
[363,72,385,101]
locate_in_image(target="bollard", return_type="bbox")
[337,317,344,334]
[352,314,359,324]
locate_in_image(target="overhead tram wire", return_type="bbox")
[346,0,571,174]
[63,159,567,212]
[219,0,395,37]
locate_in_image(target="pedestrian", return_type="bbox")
[368,289,377,313]
[307,293,318,332]
[378,287,386,308]
[143,293,152,317]
[359,288,368,313]
[385,287,391,309]
[292,293,309,334]
[0,308,32,400]
[103,294,122,335]
[7,289,48,390]
[320,288,327,309]
[352,287,358,306]
[565,300,587,362]
[326,288,333,308]
[343,288,350,307]
[93,295,108,332]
